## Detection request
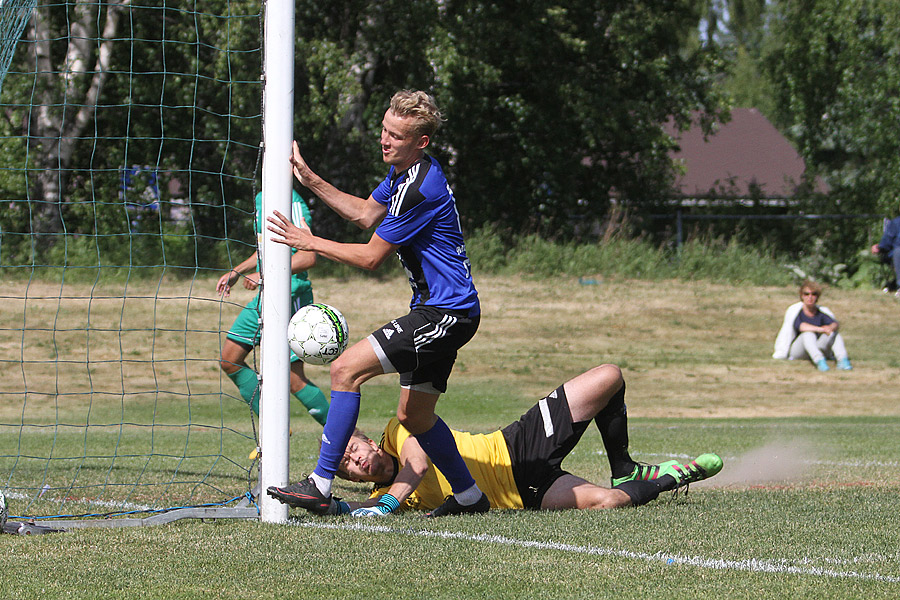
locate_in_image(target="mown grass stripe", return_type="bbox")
[295,520,900,584]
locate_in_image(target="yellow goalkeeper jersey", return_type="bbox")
[370,418,524,510]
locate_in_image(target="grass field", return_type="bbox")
[2,273,899,599]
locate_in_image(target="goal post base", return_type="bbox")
[11,506,261,533]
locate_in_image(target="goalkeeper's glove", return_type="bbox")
[350,493,400,517]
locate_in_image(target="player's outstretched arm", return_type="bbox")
[215,252,258,296]
[269,212,396,271]
[383,435,431,506]
[290,141,386,229]
[290,246,316,273]
[349,436,430,517]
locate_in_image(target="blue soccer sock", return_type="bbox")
[413,417,478,502]
[312,390,360,487]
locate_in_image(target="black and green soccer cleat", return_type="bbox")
[611,461,680,487]
[658,453,724,490]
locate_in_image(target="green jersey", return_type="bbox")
[255,190,312,298]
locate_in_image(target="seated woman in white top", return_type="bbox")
[772,280,853,371]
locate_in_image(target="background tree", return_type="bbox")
[4,1,731,265]
[767,0,900,216]
[291,0,729,240]
[677,0,892,282]
[26,0,130,236]
[438,1,729,237]
[704,0,778,118]
[2,1,264,269]
[290,0,440,243]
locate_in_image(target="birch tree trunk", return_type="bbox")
[27,0,129,235]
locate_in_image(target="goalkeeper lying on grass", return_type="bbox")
[268,363,723,516]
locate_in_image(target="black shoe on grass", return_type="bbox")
[424,492,490,518]
[267,477,331,515]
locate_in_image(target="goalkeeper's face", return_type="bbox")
[339,434,393,483]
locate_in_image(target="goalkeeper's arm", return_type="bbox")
[333,436,430,516]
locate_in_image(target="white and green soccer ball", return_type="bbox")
[287,303,349,365]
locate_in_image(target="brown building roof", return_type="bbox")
[666,108,826,198]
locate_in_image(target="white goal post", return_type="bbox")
[258,0,295,525]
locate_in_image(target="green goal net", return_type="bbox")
[0,0,36,97]
[0,1,269,525]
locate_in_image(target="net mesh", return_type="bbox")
[0,0,267,519]
[0,0,36,97]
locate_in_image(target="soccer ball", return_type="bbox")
[287,303,349,365]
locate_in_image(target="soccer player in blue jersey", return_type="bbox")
[266,90,487,516]
[216,190,329,425]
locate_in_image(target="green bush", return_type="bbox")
[464,223,511,272]
[0,227,876,289]
[466,228,798,286]
[673,237,793,286]
[835,250,895,290]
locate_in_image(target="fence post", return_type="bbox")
[676,209,683,253]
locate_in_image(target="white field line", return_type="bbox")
[295,520,900,584]
[4,490,158,514]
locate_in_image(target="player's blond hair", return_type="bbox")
[389,90,443,138]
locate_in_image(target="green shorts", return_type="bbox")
[226,289,314,362]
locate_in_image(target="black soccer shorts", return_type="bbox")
[501,384,591,509]
[367,305,480,394]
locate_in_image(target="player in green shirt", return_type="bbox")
[216,190,329,425]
